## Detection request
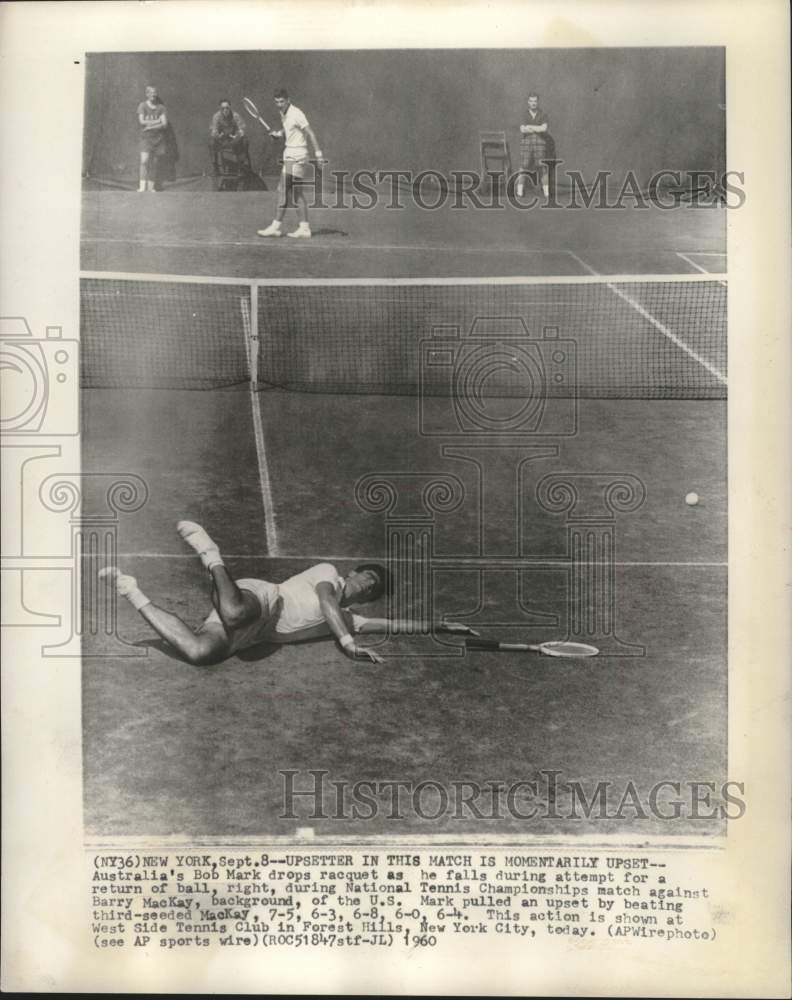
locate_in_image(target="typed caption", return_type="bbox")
[90,848,722,952]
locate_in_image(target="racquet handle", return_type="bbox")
[466,638,536,652]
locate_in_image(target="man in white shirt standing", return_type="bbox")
[100,521,475,666]
[257,88,325,239]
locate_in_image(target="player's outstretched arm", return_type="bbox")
[355,618,479,636]
[316,582,384,663]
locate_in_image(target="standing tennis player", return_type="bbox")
[137,85,168,192]
[257,88,325,239]
[101,521,475,666]
[516,92,550,200]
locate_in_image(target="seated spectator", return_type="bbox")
[209,99,250,188]
[210,99,247,151]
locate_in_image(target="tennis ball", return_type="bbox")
[685,492,699,506]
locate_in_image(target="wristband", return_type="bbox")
[339,634,355,650]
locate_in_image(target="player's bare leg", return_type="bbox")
[287,185,311,238]
[138,151,149,192]
[99,567,229,665]
[208,566,261,631]
[257,176,289,236]
[539,164,549,199]
[140,603,229,664]
[176,521,260,632]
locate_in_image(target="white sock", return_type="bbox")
[99,568,151,610]
[125,586,152,611]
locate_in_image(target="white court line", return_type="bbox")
[107,554,727,567]
[80,270,726,287]
[82,235,730,261]
[83,236,573,256]
[240,294,279,556]
[566,251,727,386]
[676,252,728,287]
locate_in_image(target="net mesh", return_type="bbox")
[80,275,727,399]
[80,279,251,389]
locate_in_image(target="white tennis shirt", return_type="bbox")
[204,562,367,652]
[275,563,343,637]
[280,103,310,160]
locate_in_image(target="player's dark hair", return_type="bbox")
[354,563,392,602]
[528,91,539,100]
[274,87,289,99]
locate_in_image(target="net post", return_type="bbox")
[249,282,259,390]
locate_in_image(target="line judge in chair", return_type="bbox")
[209,98,251,190]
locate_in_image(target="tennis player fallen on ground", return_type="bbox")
[257,88,325,239]
[100,522,476,665]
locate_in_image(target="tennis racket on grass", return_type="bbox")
[466,638,599,658]
[242,97,273,133]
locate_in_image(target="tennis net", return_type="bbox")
[80,273,727,399]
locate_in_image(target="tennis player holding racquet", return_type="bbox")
[255,88,327,239]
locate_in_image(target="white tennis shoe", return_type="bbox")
[287,223,312,238]
[257,221,282,237]
[177,521,223,570]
